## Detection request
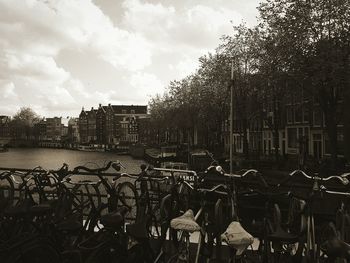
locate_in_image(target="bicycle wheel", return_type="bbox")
[214,198,223,261]
[116,182,138,224]
[72,182,102,216]
[0,173,15,212]
[166,253,180,263]
[160,194,172,221]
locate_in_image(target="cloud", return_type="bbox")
[1,82,18,99]
[129,72,164,98]
[0,0,154,116]
[169,55,200,79]
[0,0,260,117]
[120,0,244,79]
[121,0,243,49]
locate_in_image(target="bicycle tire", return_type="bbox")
[166,253,180,263]
[116,181,138,224]
[160,194,172,221]
[215,198,223,234]
[72,181,102,216]
[0,173,15,212]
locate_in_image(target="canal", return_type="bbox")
[0,147,146,174]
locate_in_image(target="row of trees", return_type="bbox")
[149,0,350,164]
[10,107,41,140]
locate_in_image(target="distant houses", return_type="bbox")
[0,104,149,149]
[0,100,348,164]
[78,104,148,149]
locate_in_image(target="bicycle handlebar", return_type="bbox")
[223,169,259,178]
[197,184,228,196]
[319,185,350,197]
[202,166,268,188]
[278,170,350,187]
[204,165,258,178]
[118,173,139,180]
[72,161,123,174]
[241,188,292,199]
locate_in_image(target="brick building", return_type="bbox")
[87,108,97,143]
[33,120,47,141]
[111,105,147,145]
[96,104,107,144]
[46,117,62,141]
[68,118,80,143]
[78,108,88,144]
[79,104,148,147]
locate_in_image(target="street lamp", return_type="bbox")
[230,60,235,175]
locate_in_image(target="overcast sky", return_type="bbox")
[0,0,260,118]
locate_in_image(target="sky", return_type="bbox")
[0,0,261,118]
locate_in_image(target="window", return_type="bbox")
[325,131,345,156]
[287,128,298,148]
[313,108,323,126]
[303,107,309,123]
[313,134,321,140]
[295,106,302,123]
[287,106,293,123]
[131,110,135,114]
[122,110,127,114]
[298,128,303,138]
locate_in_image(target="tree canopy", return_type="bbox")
[12,107,40,127]
[149,0,349,162]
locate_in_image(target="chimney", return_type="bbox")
[91,107,94,111]
[108,103,111,107]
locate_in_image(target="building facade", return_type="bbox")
[79,104,148,147]
[87,108,97,143]
[79,108,88,144]
[96,104,107,144]
[221,87,346,162]
[68,118,80,143]
[33,120,47,141]
[46,117,62,141]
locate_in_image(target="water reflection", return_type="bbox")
[0,148,146,174]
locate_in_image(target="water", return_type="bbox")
[0,148,146,174]
[0,148,146,220]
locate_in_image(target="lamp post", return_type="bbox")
[230,61,234,175]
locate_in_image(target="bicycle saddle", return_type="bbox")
[100,206,129,229]
[321,237,350,260]
[170,209,200,233]
[221,221,254,256]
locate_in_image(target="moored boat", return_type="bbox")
[0,145,8,152]
[77,145,105,152]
